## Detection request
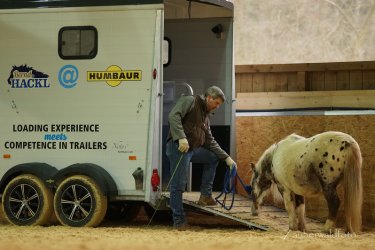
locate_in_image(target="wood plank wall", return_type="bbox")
[236,90,375,110]
[235,61,375,94]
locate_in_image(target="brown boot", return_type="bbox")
[197,195,217,206]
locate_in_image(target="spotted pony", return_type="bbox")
[250,131,363,234]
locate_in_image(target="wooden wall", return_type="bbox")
[236,115,375,228]
[235,61,375,93]
[234,60,375,229]
[236,90,375,111]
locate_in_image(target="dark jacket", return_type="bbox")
[168,95,229,160]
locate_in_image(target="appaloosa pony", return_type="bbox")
[250,131,363,234]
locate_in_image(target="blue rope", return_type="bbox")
[215,164,252,210]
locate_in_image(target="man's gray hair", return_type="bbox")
[204,86,226,102]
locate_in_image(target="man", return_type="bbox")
[166,85,236,230]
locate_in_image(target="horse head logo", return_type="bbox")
[7,64,49,85]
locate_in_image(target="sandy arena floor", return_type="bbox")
[0,205,374,250]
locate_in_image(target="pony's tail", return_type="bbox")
[344,141,363,234]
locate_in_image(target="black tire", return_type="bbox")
[144,204,172,222]
[54,175,107,227]
[1,174,53,226]
[105,202,141,222]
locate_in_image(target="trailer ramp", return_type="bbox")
[162,192,324,231]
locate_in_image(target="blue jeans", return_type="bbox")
[166,140,219,226]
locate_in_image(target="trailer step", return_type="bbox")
[162,192,324,231]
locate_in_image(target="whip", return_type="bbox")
[147,152,184,226]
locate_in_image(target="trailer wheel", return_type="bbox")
[1,174,53,226]
[54,175,107,227]
[105,202,141,222]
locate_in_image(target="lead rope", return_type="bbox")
[215,164,252,210]
[147,152,184,226]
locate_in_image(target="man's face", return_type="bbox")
[206,95,223,112]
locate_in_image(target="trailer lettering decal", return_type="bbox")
[7,65,51,88]
[13,124,99,133]
[87,65,142,87]
[113,141,134,154]
[5,141,57,149]
[5,123,107,150]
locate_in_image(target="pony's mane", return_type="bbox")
[253,142,283,206]
[255,143,277,172]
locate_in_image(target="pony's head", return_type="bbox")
[249,144,276,215]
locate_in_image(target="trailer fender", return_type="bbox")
[52,163,118,197]
[0,162,58,193]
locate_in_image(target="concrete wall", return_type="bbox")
[234,0,375,64]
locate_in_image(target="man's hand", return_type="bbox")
[225,157,237,171]
[178,138,189,153]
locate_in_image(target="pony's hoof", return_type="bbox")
[344,227,355,234]
[323,219,336,234]
[322,228,335,234]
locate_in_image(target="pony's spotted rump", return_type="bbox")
[250,131,362,234]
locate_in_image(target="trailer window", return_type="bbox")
[163,37,171,67]
[58,26,98,59]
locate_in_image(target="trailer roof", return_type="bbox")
[193,0,233,11]
[0,0,163,9]
[0,0,233,10]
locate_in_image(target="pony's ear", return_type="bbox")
[250,163,255,170]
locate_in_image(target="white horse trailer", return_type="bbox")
[0,0,236,227]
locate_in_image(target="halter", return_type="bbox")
[215,164,252,210]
